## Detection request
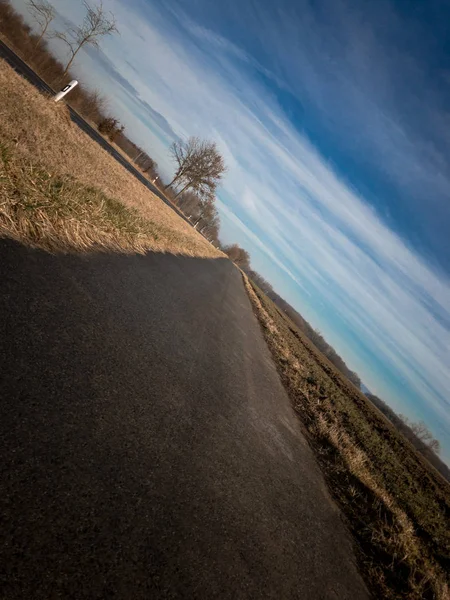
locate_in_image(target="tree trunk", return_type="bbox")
[173,181,191,199]
[62,47,81,78]
[34,27,47,50]
[164,172,183,189]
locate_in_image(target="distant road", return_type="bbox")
[0,239,368,599]
[0,39,191,225]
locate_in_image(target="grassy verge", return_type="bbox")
[0,58,221,257]
[243,274,450,600]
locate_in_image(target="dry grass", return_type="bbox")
[243,273,450,600]
[0,58,222,257]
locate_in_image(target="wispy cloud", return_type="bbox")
[33,0,450,459]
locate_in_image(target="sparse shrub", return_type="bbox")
[98,117,124,141]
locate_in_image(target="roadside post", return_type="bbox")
[54,80,78,102]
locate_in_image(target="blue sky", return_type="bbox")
[12,0,450,462]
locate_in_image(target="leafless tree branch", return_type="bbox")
[27,0,55,49]
[54,1,119,78]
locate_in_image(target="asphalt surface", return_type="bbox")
[0,39,191,225]
[0,239,368,599]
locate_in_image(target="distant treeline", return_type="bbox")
[366,393,449,482]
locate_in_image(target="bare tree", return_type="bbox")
[400,416,441,455]
[165,136,226,200]
[55,1,118,78]
[27,0,55,49]
[142,157,157,176]
[197,198,220,243]
[222,244,251,270]
[192,195,215,225]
